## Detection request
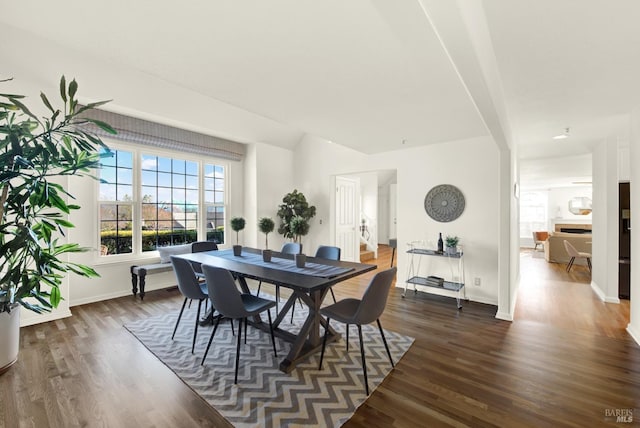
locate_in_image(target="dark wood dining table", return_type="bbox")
[176,247,376,373]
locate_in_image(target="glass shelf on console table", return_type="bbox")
[403,245,466,309]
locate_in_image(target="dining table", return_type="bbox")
[176,247,377,373]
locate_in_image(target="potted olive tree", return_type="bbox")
[276,189,316,243]
[0,76,113,373]
[258,217,275,262]
[230,217,246,256]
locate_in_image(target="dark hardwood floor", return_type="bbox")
[1,246,638,427]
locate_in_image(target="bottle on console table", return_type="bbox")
[437,233,444,253]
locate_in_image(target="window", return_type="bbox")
[204,164,225,244]
[98,147,226,256]
[99,150,134,255]
[520,191,548,239]
[140,154,199,251]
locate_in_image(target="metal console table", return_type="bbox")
[402,241,466,309]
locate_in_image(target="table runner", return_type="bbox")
[209,249,354,278]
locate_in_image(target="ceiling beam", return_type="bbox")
[418,0,513,151]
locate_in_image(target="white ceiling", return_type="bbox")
[2,0,640,163]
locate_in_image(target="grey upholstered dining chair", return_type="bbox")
[201,265,278,384]
[563,240,592,272]
[170,256,209,353]
[318,267,397,395]
[190,241,218,276]
[314,245,340,303]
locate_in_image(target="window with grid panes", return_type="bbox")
[98,149,134,255]
[204,164,225,244]
[98,148,226,256]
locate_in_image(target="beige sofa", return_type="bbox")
[544,232,592,265]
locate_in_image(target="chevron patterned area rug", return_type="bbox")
[124,300,414,428]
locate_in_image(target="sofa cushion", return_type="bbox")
[158,244,192,263]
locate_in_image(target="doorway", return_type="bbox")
[333,169,397,263]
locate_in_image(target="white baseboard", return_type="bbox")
[590,281,606,301]
[590,281,621,304]
[495,311,513,321]
[626,323,640,346]
[20,309,72,327]
[71,289,135,307]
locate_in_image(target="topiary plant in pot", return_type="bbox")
[0,76,114,373]
[258,217,275,249]
[230,217,246,256]
[258,217,275,262]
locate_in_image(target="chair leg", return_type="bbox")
[357,324,369,395]
[172,298,188,340]
[235,318,243,384]
[244,316,248,345]
[587,258,592,272]
[276,285,280,314]
[318,318,331,370]
[330,287,336,303]
[346,324,350,352]
[267,309,277,357]
[257,281,262,296]
[566,257,575,272]
[201,315,222,365]
[192,299,203,354]
[377,319,394,368]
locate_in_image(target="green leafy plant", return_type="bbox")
[0,76,114,314]
[230,217,246,244]
[277,189,316,243]
[445,235,459,248]
[289,216,310,246]
[258,217,275,249]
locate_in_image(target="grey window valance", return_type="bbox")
[79,108,245,161]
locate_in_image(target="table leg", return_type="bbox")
[278,288,339,373]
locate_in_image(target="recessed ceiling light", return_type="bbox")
[553,127,570,140]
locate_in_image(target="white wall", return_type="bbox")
[378,183,391,244]
[254,143,295,251]
[293,134,501,306]
[591,137,620,303]
[628,107,640,343]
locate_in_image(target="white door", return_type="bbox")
[389,183,397,239]
[335,176,359,262]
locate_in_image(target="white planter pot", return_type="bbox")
[0,305,20,374]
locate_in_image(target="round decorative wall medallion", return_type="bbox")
[424,184,465,222]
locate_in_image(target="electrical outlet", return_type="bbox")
[474,277,481,286]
